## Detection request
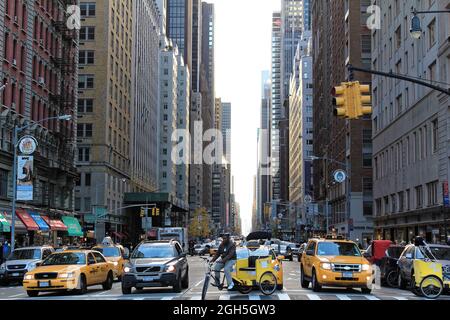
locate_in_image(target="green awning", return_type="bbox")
[61,216,83,237]
[0,213,11,232]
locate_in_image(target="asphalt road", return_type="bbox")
[1,256,449,301]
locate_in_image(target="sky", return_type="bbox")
[209,0,281,235]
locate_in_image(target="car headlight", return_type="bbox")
[0,263,5,271]
[361,264,370,271]
[58,272,75,279]
[124,266,132,273]
[321,263,332,270]
[113,262,119,267]
[27,262,38,271]
[166,265,176,273]
[24,274,34,280]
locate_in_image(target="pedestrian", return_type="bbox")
[2,241,11,261]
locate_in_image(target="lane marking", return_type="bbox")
[9,293,26,298]
[364,295,380,301]
[393,296,408,301]
[306,294,321,300]
[277,293,291,300]
[337,295,351,300]
[195,280,204,287]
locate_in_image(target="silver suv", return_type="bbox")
[0,246,54,285]
[121,240,189,294]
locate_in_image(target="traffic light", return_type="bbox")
[332,81,372,120]
[151,208,156,216]
[156,208,160,216]
[140,207,145,218]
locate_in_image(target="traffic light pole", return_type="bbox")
[348,65,450,96]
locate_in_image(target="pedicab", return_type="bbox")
[410,237,447,299]
[201,232,283,300]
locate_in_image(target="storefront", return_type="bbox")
[42,216,68,246]
[0,213,11,242]
[28,211,51,245]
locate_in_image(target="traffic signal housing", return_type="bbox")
[332,81,372,120]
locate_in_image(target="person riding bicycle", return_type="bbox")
[211,233,237,291]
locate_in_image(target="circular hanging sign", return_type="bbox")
[304,195,313,204]
[18,136,38,155]
[333,170,347,184]
[277,213,284,219]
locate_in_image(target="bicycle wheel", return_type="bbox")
[420,275,443,300]
[386,270,399,288]
[259,272,277,296]
[201,276,210,300]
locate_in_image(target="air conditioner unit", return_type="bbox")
[11,102,16,109]
[39,39,44,45]
[14,16,18,23]
[38,77,45,85]
[12,59,17,66]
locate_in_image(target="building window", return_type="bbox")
[78,99,94,113]
[77,124,93,137]
[85,173,91,186]
[0,169,8,198]
[427,181,438,206]
[78,75,94,89]
[79,50,95,64]
[432,119,438,153]
[80,3,96,17]
[78,148,90,162]
[415,185,423,209]
[80,26,95,40]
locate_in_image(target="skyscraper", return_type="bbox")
[312,0,373,243]
[221,102,231,162]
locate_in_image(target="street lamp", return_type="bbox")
[10,115,72,251]
[410,9,450,39]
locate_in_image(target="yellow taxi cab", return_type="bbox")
[23,250,115,297]
[92,244,128,280]
[300,236,373,293]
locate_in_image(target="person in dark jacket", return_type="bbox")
[211,234,237,290]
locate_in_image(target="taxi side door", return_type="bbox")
[302,241,317,278]
[92,251,110,284]
[86,252,100,285]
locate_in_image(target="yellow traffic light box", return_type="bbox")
[333,81,372,120]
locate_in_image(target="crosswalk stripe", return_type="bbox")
[162,296,174,300]
[277,293,291,300]
[306,294,321,300]
[249,295,261,300]
[364,295,380,301]
[8,294,25,298]
[393,297,408,301]
[337,295,351,300]
[219,295,230,300]
[190,295,202,300]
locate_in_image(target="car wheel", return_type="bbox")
[102,272,114,290]
[173,273,182,293]
[27,290,39,297]
[122,284,132,295]
[182,268,189,289]
[300,265,310,289]
[312,269,321,292]
[77,274,88,295]
[0,280,8,287]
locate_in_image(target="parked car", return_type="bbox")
[300,236,373,293]
[193,244,209,256]
[397,243,450,292]
[121,240,189,294]
[363,240,405,287]
[0,246,54,286]
[23,250,115,297]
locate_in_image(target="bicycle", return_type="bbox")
[200,257,277,300]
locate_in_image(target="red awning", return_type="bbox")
[42,216,68,231]
[16,209,39,231]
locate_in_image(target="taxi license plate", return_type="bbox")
[12,273,20,277]
[143,276,156,282]
[342,272,353,278]
[39,281,50,288]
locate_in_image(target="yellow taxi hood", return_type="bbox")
[27,265,83,275]
[317,256,368,264]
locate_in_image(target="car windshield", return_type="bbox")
[249,248,270,257]
[131,245,175,259]
[8,249,41,260]
[317,242,361,257]
[93,247,120,257]
[430,247,450,260]
[42,253,86,266]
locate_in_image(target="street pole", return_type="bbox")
[346,160,351,239]
[10,127,18,252]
